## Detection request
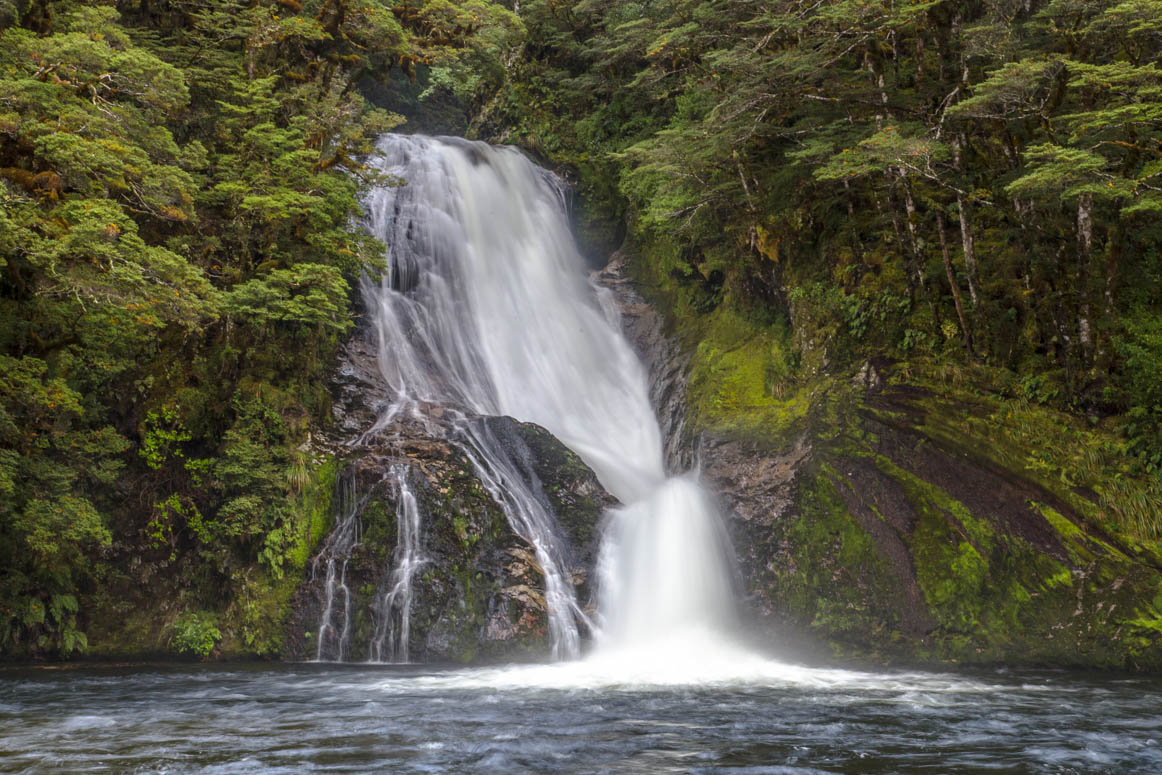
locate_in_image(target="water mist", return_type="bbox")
[355,134,739,670]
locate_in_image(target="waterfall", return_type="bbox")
[313,476,360,662]
[368,464,425,663]
[359,134,736,660]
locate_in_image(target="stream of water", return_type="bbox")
[326,134,736,664]
[3,663,1161,774]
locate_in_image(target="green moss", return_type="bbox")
[674,300,812,443]
[358,499,396,567]
[451,514,479,548]
[858,450,1060,658]
[893,367,1162,555]
[217,453,338,658]
[773,467,903,654]
[1037,503,1083,541]
[1125,594,1162,663]
[1044,566,1074,589]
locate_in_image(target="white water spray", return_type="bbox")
[368,465,425,663]
[362,135,739,669]
[314,477,359,662]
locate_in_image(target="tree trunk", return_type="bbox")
[1077,193,1094,363]
[900,172,926,292]
[956,195,980,308]
[950,134,980,308]
[1105,227,1118,317]
[937,212,972,352]
[865,49,888,130]
[844,179,864,265]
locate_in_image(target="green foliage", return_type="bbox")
[0,355,124,654]
[140,407,192,471]
[222,265,352,336]
[172,611,221,658]
[499,0,1162,533]
[1113,312,1162,474]
[813,125,950,184]
[0,0,514,657]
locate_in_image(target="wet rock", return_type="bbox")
[603,256,1162,671]
[852,359,885,393]
[328,334,392,439]
[289,336,615,664]
[593,251,693,473]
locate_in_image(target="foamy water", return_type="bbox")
[360,136,738,666]
[4,663,1159,773]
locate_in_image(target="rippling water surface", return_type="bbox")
[2,659,1161,774]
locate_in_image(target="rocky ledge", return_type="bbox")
[286,333,615,663]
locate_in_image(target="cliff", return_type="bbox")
[600,243,1162,671]
[285,334,616,663]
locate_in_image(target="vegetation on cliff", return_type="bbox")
[485,0,1162,666]
[5,0,1162,667]
[0,0,518,657]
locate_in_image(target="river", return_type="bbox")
[3,661,1161,773]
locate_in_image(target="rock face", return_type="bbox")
[287,333,615,663]
[601,256,1162,671]
[594,252,693,474]
[721,385,1162,670]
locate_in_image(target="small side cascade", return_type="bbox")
[311,461,430,664]
[454,417,589,660]
[313,475,361,662]
[368,464,426,663]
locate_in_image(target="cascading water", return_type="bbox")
[313,476,360,662]
[360,134,738,667]
[452,415,591,659]
[367,465,425,663]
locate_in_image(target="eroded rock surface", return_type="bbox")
[603,256,1162,670]
[594,252,693,473]
[288,333,615,663]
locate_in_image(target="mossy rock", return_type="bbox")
[287,416,615,664]
[703,375,1162,670]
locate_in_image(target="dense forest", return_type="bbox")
[493,0,1162,444]
[3,0,1162,661]
[0,0,518,656]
